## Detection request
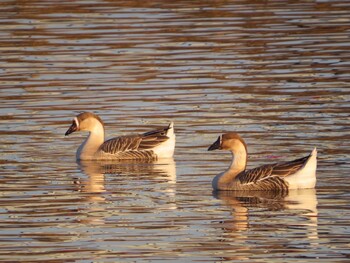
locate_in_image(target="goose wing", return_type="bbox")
[100,135,143,154]
[99,124,171,157]
[237,155,311,191]
[137,124,171,150]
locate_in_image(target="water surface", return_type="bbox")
[1,0,350,262]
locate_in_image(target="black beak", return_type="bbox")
[65,121,78,136]
[208,136,221,151]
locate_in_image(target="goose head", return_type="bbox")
[208,132,247,154]
[65,112,104,136]
[208,132,248,172]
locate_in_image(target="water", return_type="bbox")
[1,0,350,262]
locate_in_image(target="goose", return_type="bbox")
[208,133,317,191]
[65,112,175,161]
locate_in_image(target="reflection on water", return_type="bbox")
[213,189,318,261]
[1,0,350,261]
[73,159,177,226]
[77,158,177,208]
[214,189,318,236]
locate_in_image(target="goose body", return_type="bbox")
[65,112,175,161]
[208,133,317,191]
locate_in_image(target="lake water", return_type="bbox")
[1,0,350,262]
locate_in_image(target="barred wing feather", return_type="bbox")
[138,126,170,150]
[237,155,311,191]
[99,125,170,156]
[100,136,142,154]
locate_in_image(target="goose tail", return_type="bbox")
[285,148,318,189]
[166,122,174,137]
[311,147,317,157]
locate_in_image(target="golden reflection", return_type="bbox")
[77,158,177,209]
[74,160,107,225]
[285,189,319,241]
[78,160,107,202]
[213,189,318,253]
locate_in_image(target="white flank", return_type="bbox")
[152,122,175,158]
[285,148,317,189]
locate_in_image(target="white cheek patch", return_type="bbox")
[74,117,79,129]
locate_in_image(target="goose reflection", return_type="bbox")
[213,189,318,239]
[76,158,177,211]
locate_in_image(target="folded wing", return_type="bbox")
[98,124,171,159]
[237,155,311,191]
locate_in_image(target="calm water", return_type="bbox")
[1,0,350,262]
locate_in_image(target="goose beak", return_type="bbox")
[208,136,221,151]
[65,122,78,136]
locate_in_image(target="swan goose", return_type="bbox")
[65,112,175,161]
[208,133,317,191]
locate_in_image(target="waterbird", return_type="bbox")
[65,112,175,161]
[208,133,317,191]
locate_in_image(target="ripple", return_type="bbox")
[0,0,350,261]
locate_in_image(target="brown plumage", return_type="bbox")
[98,126,171,159]
[208,132,317,191]
[235,155,310,191]
[65,112,175,160]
